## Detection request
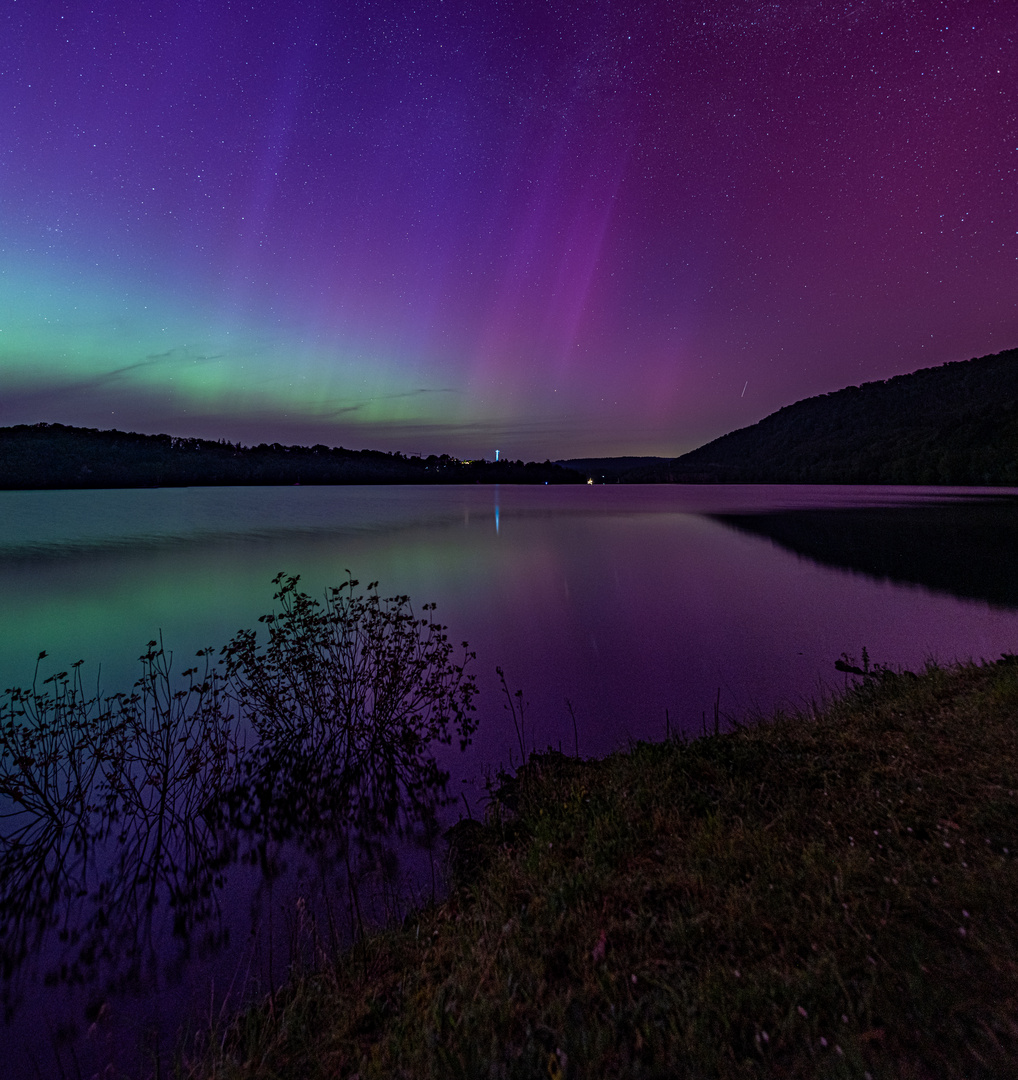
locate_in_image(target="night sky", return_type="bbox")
[2,1,1016,460]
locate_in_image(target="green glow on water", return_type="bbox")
[4,484,1018,766]
[0,495,508,695]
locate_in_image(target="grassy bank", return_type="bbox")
[191,656,1018,1079]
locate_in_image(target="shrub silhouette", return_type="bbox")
[219,572,479,846]
[0,573,477,1008]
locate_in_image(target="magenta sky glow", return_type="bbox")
[1,0,1016,459]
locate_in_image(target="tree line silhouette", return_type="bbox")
[0,424,583,489]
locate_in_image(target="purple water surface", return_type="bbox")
[2,483,1017,1076]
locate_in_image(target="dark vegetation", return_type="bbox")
[192,654,1018,1079]
[0,424,583,489]
[0,575,477,1040]
[628,347,1018,484]
[555,457,670,483]
[712,496,1018,610]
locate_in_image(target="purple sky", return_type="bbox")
[2,0,1016,459]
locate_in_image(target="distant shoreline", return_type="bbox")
[0,422,584,489]
[8,344,1018,489]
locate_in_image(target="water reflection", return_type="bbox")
[711,496,1018,609]
[0,575,476,1070]
[1,647,233,1024]
[3,485,1018,1076]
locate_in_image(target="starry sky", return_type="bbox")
[1,1,1016,460]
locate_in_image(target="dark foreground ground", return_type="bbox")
[190,655,1018,1079]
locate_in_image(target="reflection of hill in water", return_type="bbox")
[710,499,1018,609]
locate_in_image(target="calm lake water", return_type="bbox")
[3,483,1018,1076]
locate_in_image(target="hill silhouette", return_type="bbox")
[0,424,583,489]
[630,348,1018,485]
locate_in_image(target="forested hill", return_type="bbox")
[0,424,583,489]
[631,347,1018,485]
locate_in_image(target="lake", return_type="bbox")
[2,483,1018,1077]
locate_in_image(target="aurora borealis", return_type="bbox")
[2,1,1016,460]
